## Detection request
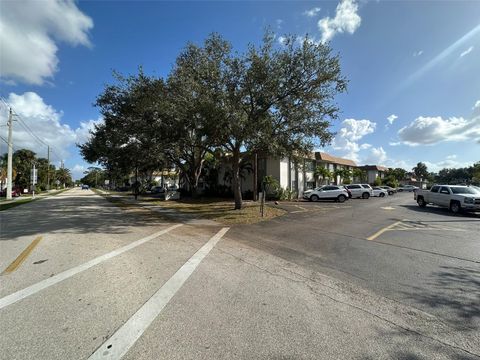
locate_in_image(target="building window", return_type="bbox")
[306,181,315,189]
[305,161,315,172]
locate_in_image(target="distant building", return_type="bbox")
[316,152,357,185]
[359,165,388,184]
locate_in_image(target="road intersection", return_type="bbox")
[1,188,479,359]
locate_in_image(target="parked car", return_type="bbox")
[343,184,373,199]
[372,187,388,197]
[151,186,166,194]
[303,185,349,203]
[414,185,480,214]
[469,185,480,193]
[379,186,396,195]
[398,184,419,192]
[0,188,21,197]
[341,186,353,198]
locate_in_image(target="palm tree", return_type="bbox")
[352,168,366,183]
[314,166,332,186]
[56,168,72,188]
[333,168,352,184]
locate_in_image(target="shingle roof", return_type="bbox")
[359,165,388,171]
[315,152,357,167]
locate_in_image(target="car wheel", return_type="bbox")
[379,193,385,198]
[417,197,427,208]
[362,192,370,199]
[388,191,393,195]
[310,195,319,202]
[337,194,346,203]
[450,201,461,214]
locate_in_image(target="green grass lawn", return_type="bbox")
[93,190,286,225]
[0,198,36,211]
[148,198,286,225]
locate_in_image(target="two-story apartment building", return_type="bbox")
[359,165,388,184]
[218,151,357,198]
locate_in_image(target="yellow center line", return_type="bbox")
[1,236,43,275]
[367,221,402,241]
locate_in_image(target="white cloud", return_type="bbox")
[413,50,423,57]
[318,0,361,43]
[75,118,104,145]
[473,100,480,110]
[424,156,473,173]
[276,19,283,29]
[387,114,398,125]
[0,0,93,85]
[0,92,103,162]
[332,118,376,161]
[304,7,321,17]
[278,36,287,46]
[363,146,387,165]
[460,46,474,57]
[397,115,480,146]
[71,164,87,180]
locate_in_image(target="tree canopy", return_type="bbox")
[79,32,347,208]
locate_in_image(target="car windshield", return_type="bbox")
[450,187,478,194]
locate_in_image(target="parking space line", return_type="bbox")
[367,221,402,241]
[88,227,230,360]
[367,220,468,241]
[0,224,183,310]
[1,236,43,275]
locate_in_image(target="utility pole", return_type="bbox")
[6,108,13,200]
[31,162,37,199]
[47,145,50,191]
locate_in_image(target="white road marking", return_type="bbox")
[88,227,230,360]
[380,206,395,210]
[0,224,183,310]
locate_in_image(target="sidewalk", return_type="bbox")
[0,189,67,206]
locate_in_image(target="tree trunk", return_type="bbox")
[134,166,138,200]
[232,149,242,210]
[189,163,204,199]
[190,178,199,198]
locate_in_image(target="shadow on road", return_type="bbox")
[359,340,478,360]
[400,204,480,219]
[404,265,480,330]
[0,192,170,241]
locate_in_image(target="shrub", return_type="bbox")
[373,177,383,186]
[280,188,296,200]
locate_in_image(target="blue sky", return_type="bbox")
[1,0,479,179]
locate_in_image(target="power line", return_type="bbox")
[0,134,20,152]
[0,96,63,161]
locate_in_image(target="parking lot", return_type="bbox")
[232,192,480,329]
[1,189,479,359]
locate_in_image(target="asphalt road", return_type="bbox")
[0,189,479,359]
[232,193,480,329]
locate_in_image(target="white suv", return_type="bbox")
[344,184,373,199]
[303,185,349,203]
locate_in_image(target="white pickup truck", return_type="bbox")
[414,185,480,214]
